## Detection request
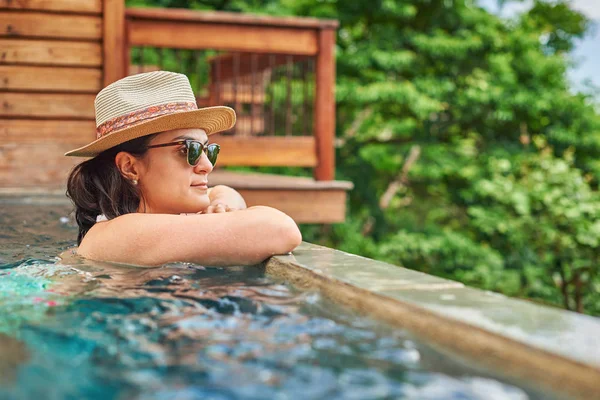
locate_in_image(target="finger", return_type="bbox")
[203,206,216,214]
[213,204,227,213]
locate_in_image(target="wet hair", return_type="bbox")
[66,134,157,245]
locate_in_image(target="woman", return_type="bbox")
[65,71,301,266]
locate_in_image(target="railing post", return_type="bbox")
[314,28,336,181]
[103,0,127,86]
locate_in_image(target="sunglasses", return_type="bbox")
[146,140,220,166]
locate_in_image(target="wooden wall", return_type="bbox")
[0,2,337,189]
[0,0,104,188]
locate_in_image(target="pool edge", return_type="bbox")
[266,243,600,400]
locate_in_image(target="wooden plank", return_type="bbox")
[0,12,102,40]
[203,85,267,106]
[196,96,211,108]
[0,0,101,14]
[216,83,266,104]
[127,8,338,29]
[209,53,308,81]
[0,120,95,145]
[103,0,126,86]
[128,19,318,56]
[209,170,353,190]
[0,143,81,188]
[210,136,317,167]
[0,39,102,66]
[128,64,161,75]
[314,28,336,181]
[236,189,347,223]
[0,66,102,92]
[234,114,265,136]
[0,93,95,118]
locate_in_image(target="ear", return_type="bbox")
[115,151,142,181]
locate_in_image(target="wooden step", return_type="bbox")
[209,170,353,223]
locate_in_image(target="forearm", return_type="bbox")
[208,185,247,209]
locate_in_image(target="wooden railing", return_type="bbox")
[104,7,338,181]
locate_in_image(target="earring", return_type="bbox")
[132,179,138,185]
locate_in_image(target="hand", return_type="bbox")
[201,202,238,214]
[208,185,247,210]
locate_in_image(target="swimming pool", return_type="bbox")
[0,199,558,399]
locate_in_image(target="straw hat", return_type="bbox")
[65,71,236,157]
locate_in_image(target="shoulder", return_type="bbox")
[77,213,144,263]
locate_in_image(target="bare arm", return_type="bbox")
[77,206,301,267]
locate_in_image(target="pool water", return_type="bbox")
[0,200,559,399]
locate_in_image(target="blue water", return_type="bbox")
[0,200,559,400]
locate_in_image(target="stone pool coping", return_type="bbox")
[267,242,600,400]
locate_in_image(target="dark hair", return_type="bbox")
[66,134,157,245]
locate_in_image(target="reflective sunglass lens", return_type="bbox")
[207,144,220,166]
[187,141,202,166]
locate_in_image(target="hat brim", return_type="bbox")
[64,106,236,157]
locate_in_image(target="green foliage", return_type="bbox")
[285,0,600,315]
[380,230,510,291]
[130,0,600,315]
[466,144,600,312]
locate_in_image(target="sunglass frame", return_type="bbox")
[146,140,220,166]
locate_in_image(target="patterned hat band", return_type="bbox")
[96,101,198,139]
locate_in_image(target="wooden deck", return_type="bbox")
[210,171,353,223]
[0,0,350,223]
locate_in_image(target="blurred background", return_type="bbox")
[123,0,600,317]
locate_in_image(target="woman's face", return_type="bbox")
[135,128,214,214]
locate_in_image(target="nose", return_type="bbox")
[193,151,214,174]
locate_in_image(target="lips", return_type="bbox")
[191,182,208,188]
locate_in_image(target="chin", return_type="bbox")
[189,195,210,212]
